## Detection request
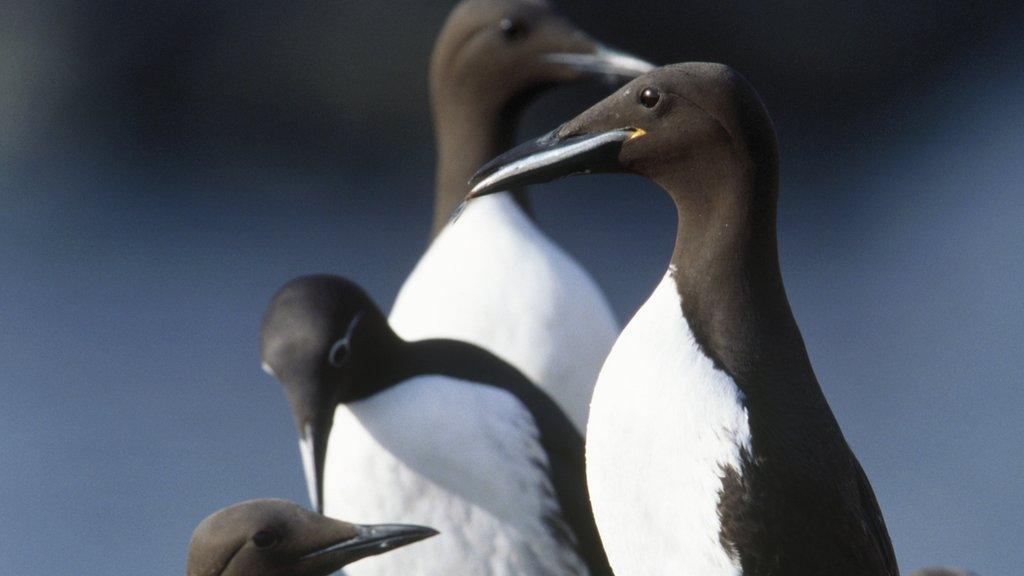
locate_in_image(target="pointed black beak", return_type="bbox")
[468,127,644,199]
[297,415,331,514]
[277,373,335,514]
[300,523,439,567]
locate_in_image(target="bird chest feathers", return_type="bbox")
[587,272,752,576]
[324,375,588,576]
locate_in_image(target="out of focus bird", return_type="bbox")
[261,275,611,576]
[388,0,654,431]
[186,499,436,576]
[469,63,899,576]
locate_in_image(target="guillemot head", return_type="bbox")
[261,275,399,513]
[187,499,437,576]
[468,62,778,208]
[431,0,653,111]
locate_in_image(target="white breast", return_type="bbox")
[323,375,588,576]
[388,194,618,432]
[586,272,751,576]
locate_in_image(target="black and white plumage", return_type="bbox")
[260,275,611,576]
[389,0,653,432]
[468,63,899,576]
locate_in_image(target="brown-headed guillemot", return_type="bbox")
[389,0,654,432]
[187,499,436,576]
[467,62,899,576]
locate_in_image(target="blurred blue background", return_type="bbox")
[1,1,1022,574]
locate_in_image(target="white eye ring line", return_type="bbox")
[328,311,365,367]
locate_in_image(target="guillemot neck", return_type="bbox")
[666,167,816,399]
[432,97,531,237]
[343,322,413,402]
[392,337,566,425]
[350,336,496,399]
[394,337,520,387]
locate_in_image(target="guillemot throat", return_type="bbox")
[261,275,612,576]
[431,81,531,236]
[466,62,898,576]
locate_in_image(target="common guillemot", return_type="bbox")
[261,275,612,576]
[187,499,436,576]
[468,63,899,576]
[388,0,653,431]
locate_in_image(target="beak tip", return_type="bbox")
[465,168,501,200]
[360,523,441,550]
[396,525,440,546]
[467,165,489,190]
[301,523,439,566]
[400,525,440,547]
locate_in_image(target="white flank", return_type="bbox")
[389,193,618,432]
[587,272,751,576]
[323,375,587,576]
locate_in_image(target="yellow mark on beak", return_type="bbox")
[628,128,647,140]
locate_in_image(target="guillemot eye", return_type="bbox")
[499,18,528,41]
[252,529,279,549]
[639,87,660,108]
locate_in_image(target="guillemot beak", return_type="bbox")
[297,418,330,514]
[542,44,654,83]
[300,522,439,568]
[278,374,334,514]
[468,126,645,199]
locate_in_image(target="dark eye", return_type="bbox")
[639,87,660,108]
[499,18,528,41]
[328,339,349,367]
[252,530,279,549]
